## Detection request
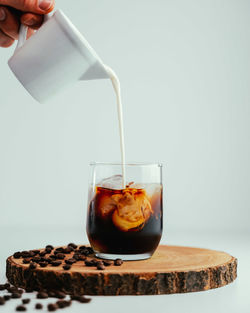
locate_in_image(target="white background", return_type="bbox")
[0,0,249,312]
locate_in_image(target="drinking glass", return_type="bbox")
[86,163,163,260]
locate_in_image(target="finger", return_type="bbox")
[0,0,54,14]
[21,13,43,29]
[0,29,14,47]
[0,6,19,39]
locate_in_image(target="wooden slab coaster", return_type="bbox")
[6,245,237,295]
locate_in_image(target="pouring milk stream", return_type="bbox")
[104,66,126,188]
[8,10,127,188]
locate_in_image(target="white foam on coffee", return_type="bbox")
[105,65,126,189]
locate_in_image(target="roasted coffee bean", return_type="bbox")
[56,253,65,260]
[45,248,52,254]
[6,286,13,292]
[12,293,22,299]
[4,283,10,288]
[4,295,11,301]
[79,296,92,303]
[63,247,72,254]
[74,254,86,261]
[63,264,71,270]
[22,299,30,304]
[65,258,76,265]
[21,251,32,258]
[84,259,95,267]
[54,291,66,299]
[31,250,40,255]
[78,245,86,250]
[72,253,80,260]
[29,262,37,270]
[23,258,31,264]
[51,261,62,267]
[56,300,65,309]
[35,303,43,309]
[39,261,48,268]
[114,258,123,266]
[39,251,47,257]
[46,245,54,250]
[0,297,5,305]
[20,250,30,257]
[8,286,19,293]
[0,284,6,291]
[25,288,33,293]
[8,288,21,295]
[48,303,58,311]
[56,300,71,308]
[80,248,90,256]
[103,260,112,266]
[96,262,105,270]
[10,287,21,293]
[49,255,57,260]
[16,305,26,311]
[68,243,77,249]
[17,289,24,294]
[32,256,41,262]
[13,252,21,259]
[48,291,56,297]
[78,255,86,261]
[70,295,81,301]
[55,247,64,253]
[37,292,48,299]
[70,295,91,303]
[87,247,94,254]
[79,249,87,255]
[29,251,35,257]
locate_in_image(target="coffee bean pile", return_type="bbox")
[0,281,91,311]
[2,243,124,311]
[13,243,123,271]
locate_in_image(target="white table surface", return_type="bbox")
[0,226,249,313]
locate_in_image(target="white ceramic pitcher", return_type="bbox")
[8,9,109,103]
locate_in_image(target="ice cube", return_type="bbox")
[128,183,146,190]
[144,183,162,198]
[97,175,124,190]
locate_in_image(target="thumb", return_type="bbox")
[0,0,54,14]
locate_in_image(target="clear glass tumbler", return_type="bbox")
[86,163,163,260]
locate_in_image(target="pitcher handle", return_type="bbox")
[14,14,52,53]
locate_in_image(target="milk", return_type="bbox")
[104,66,126,189]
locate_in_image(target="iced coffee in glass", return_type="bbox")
[86,163,163,260]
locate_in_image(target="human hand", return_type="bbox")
[0,0,54,47]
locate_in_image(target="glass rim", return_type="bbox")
[90,162,163,167]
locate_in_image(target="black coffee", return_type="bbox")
[87,185,162,255]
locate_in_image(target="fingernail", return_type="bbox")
[23,17,36,26]
[38,0,53,11]
[0,8,6,21]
